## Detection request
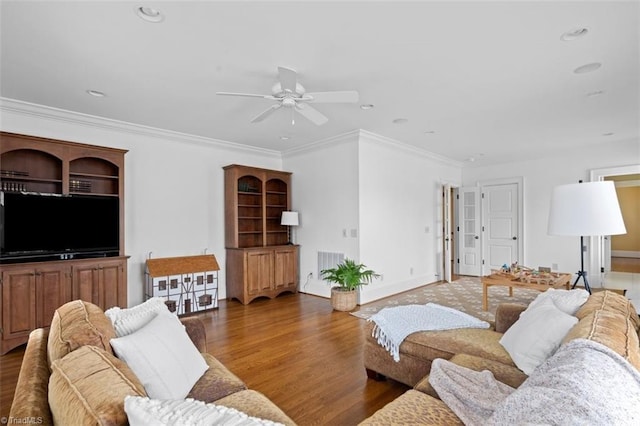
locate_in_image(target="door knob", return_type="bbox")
[512,236,517,240]
[474,236,479,240]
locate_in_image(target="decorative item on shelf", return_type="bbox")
[280,211,299,244]
[548,180,626,293]
[321,258,380,312]
[0,169,29,177]
[70,179,92,193]
[1,181,27,192]
[238,181,259,193]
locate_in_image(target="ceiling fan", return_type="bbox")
[216,66,359,126]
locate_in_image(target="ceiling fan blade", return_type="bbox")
[305,90,359,103]
[295,103,328,126]
[216,92,275,99]
[278,66,298,94]
[251,104,282,123]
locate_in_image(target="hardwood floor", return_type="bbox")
[0,293,409,425]
[612,256,640,273]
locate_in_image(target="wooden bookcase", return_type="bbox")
[0,131,128,354]
[223,164,298,304]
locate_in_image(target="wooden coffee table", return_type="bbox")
[482,272,572,311]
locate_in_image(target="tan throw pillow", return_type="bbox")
[49,345,146,425]
[47,300,116,367]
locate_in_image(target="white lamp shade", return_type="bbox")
[281,211,299,226]
[547,181,626,236]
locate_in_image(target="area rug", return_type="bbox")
[351,276,541,324]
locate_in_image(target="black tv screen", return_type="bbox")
[0,192,119,262]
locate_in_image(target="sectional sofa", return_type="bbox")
[9,299,295,425]
[360,290,640,424]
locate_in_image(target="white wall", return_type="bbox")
[283,130,462,304]
[282,131,360,298]
[1,99,282,306]
[462,137,640,286]
[357,132,461,303]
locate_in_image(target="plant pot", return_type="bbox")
[331,287,358,312]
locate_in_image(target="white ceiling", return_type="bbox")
[1,1,638,166]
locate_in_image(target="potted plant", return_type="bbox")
[321,258,380,311]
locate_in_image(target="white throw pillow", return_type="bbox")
[110,311,208,399]
[499,298,578,375]
[105,297,169,337]
[124,396,285,426]
[527,288,589,316]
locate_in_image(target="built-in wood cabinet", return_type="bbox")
[224,164,298,304]
[226,246,298,305]
[0,132,128,354]
[71,257,128,310]
[0,256,127,354]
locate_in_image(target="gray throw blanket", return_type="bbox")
[368,303,489,361]
[430,338,640,425]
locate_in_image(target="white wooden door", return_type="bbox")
[458,187,481,276]
[482,183,519,274]
[443,184,452,282]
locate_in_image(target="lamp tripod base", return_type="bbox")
[571,235,592,294]
[572,270,591,294]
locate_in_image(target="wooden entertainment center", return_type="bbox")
[0,132,128,354]
[224,164,298,305]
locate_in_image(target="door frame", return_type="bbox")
[478,177,524,276]
[441,181,461,282]
[589,164,640,286]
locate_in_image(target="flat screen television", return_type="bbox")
[0,192,119,263]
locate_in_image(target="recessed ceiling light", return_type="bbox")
[280,136,290,141]
[392,118,408,124]
[360,104,374,110]
[586,90,605,97]
[466,157,476,162]
[573,62,602,74]
[136,6,164,23]
[86,90,106,97]
[561,28,589,41]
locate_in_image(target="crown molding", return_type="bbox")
[281,129,361,158]
[0,97,281,158]
[358,129,464,168]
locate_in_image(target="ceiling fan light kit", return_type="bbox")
[217,66,359,126]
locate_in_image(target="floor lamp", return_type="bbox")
[281,211,299,245]
[547,180,626,293]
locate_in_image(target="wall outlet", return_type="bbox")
[307,272,313,279]
[342,229,347,238]
[552,263,558,271]
[410,267,414,275]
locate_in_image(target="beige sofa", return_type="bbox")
[9,300,295,425]
[361,290,640,424]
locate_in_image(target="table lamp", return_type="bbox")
[547,180,626,293]
[281,211,299,245]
